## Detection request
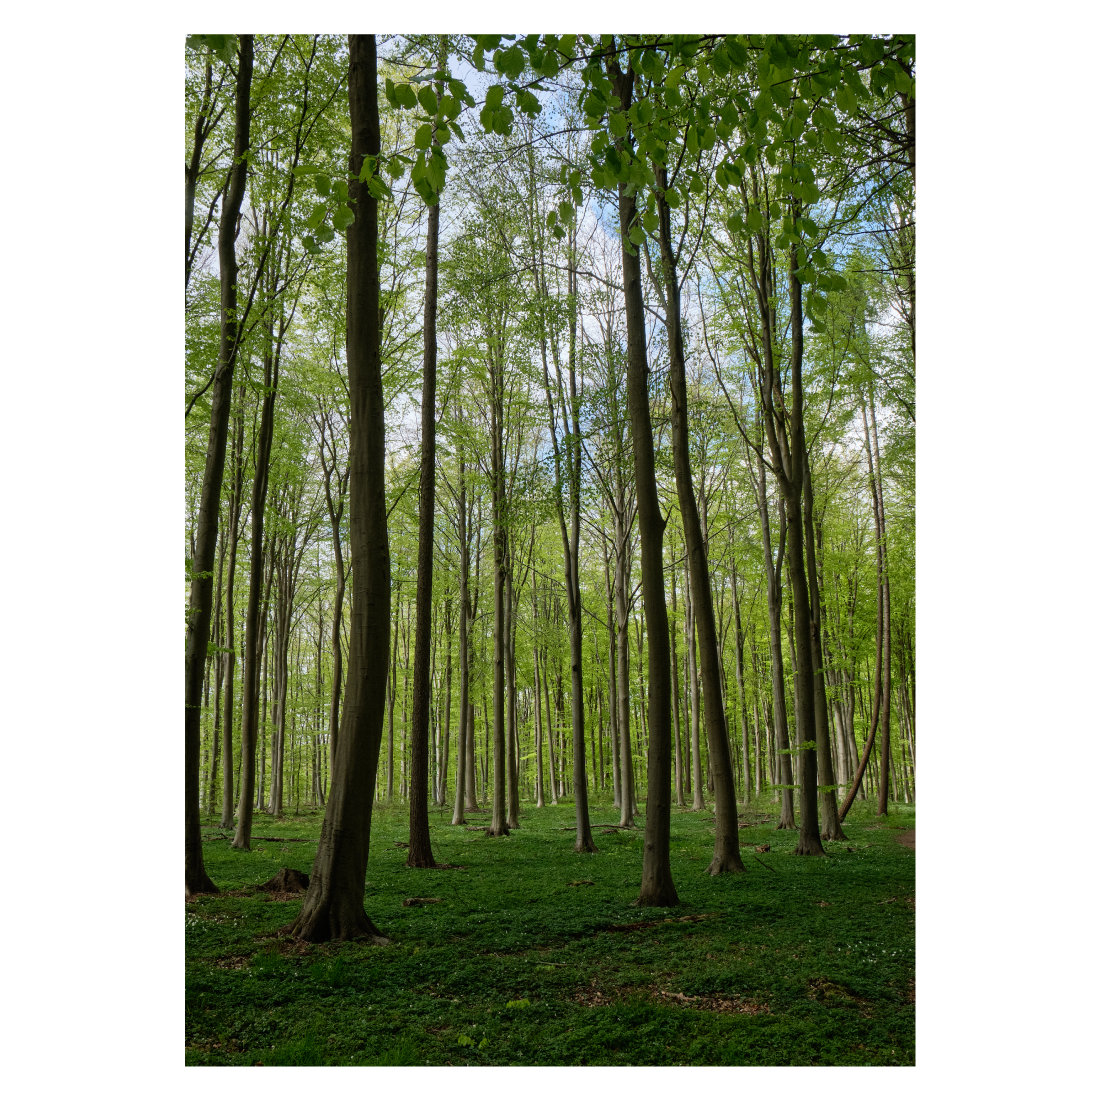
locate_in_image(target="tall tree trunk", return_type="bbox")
[439,598,453,807]
[186,35,252,895]
[802,454,846,840]
[452,451,473,823]
[407,130,442,866]
[615,545,635,826]
[542,646,559,805]
[533,639,545,808]
[292,35,390,943]
[754,445,796,828]
[731,563,752,803]
[655,162,742,873]
[670,568,685,807]
[487,331,509,838]
[232,275,281,850]
[869,395,894,817]
[685,567,704,811]
[610,52,677,906]
[219,393,245,828]
[505,564,521,830]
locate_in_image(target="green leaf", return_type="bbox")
[746,207,763,232]
[306,204,327,230]
[333,179,348,203]
[546,210,557,229]
[332,204,355,231]
[316,224,334,244]
[724,37,748,67]
[608,111,627,138]
[726,213,744,234]
[384,78,398,108]
[415,124,433,150]
[394,83,417,110]
[495,46,525,80]
[558,200,574,224]
[485,84,505,112]
[314,174,331,197]
[417,86,438,116]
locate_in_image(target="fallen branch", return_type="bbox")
[753,856,777,873]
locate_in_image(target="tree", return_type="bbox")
[185,34,253,897]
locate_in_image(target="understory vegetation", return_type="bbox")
[186,799,915,1066]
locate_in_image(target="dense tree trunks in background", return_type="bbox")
[292,34,389,943]
[670,570,685,807]
[185,35,253,896]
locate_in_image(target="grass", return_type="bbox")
[185,795,915,1066]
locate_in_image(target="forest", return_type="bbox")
[184,32,915,1066]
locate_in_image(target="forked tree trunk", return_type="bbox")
[185,35,252,896]
[610,53,677,906]
[291,35,389,943]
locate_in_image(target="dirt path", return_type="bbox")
[895,829,915,851]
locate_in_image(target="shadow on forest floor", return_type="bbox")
[186,798,915,1066]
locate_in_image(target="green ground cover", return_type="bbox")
[185,798,915,1066]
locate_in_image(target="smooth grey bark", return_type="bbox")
[291,34,389,943]
[185,35,252,896]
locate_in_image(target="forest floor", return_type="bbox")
[186,797,915,1066]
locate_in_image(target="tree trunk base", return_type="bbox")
[635,883,679,907]
[258,868,310,893]
[707,852,747,875]
[485,824,510,837]
[821,821,848,842]
[795,838,828,856]
[186,872,220,899]
[290,903,390,945]
[405,853,438,869]
[573,834,599,854]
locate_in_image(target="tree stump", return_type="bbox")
[258,868,310,893]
